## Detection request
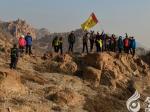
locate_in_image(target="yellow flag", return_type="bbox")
[81,13,98,31]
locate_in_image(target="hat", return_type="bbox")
[21,35,25,38]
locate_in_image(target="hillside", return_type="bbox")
[0,19,150,112]
[0,51,150,112]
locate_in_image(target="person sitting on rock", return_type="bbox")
[25,32,33,55]
[52,36,59,53]
[10,44,19,69]
[18,34,26,54]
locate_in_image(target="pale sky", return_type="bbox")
[0,0,150,48]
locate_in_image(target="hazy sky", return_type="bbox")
[0,0,150,48]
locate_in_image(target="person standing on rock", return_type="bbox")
[10,44,19,69]
[25,32,32,55]
[82,32,89,53]
[130,37,136,56]
[111,34,117,52]
[117,36,124,53]
[68,31,75,53]
[58,37,63,54]
[123,33,130,53]
[18,34,26,54]
[52,36,59,53]
[100,31,106,52]
[95,32,100,52]
[89,31,95,52]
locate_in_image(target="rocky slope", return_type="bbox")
[0,51,150,112]
[0,19,150,112]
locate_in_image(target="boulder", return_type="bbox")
[83,53,113,70]
[100,69,116,87]
[59,61,78,74]
[83,66,101,86]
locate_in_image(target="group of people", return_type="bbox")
[52,32,76,54]
[52,31,136,56]
[10,32,33,69]
[10,30,136,70]
[82,31,136,56]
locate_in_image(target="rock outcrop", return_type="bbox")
[2,19,36,39]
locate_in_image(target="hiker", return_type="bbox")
[123,33,130,53]
[106,36,111,51]
[58,37,63,54]
[68,31,75,53]
[95,32,100,52]
[117,36,124,53]
[96,37,103,52]
[130,37,136,56]
[129,37,132,54]
[10,44,19,69]
[101,31,106,52]
[18,35,26,54]
[111,34,117,52]
[89,31,95,52]
[25,32,32,55]
[95,32,102,52]
[52,36,59,53]
[82,32,89,53]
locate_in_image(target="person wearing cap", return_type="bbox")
[18,34,26,54]
[25,32,33,55]
[10,44,19,69]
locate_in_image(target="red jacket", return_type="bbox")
[19,37,26,47]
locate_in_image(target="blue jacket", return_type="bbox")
[130,39,136,49]
[117,37,123,49]
[25,36,32,45]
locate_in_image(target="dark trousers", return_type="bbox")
[118,48,122,53]
[59,45,63,54]
[124,47,129,54]
[26,45,32,55]
[82,42,88,53]
[54,46,59,53]
[90,40,94,52]
[131,48,135,56]
[96,43,101,52]
[68,43,74,52]
[19,46,25,54]
[10,57,18,69]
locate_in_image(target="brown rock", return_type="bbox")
[59,61,78,74]
[83,66,101,86]
[100,69,116,87]
[48,88,84,107]
[0,69,27,95]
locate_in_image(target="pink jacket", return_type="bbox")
[19,37,26,47]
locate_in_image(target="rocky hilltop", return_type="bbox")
[0,51,150,112]
[0,19,150,112]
